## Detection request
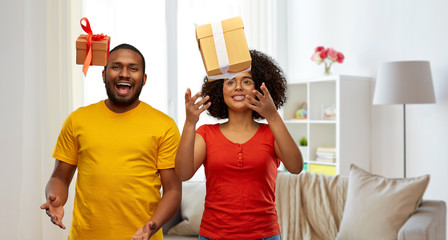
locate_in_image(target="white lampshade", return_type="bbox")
[373,61,436,105]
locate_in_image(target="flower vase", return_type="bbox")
[324,61,333,76]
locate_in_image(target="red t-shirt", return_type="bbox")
[196,123,281,240]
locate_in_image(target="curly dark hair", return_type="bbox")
[201,49,287,120]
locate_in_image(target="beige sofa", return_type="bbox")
[163,167,446,240]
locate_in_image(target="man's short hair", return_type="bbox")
[105,43,146,73]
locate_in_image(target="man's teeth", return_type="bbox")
[117,83,131,87]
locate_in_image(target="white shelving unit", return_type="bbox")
[282,75,371,176]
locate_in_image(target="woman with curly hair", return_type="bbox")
[175,50,303,240]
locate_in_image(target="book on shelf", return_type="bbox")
[315,146,336,163]
[316,152,336,157]
[316,146,336,153]
[315,156,336,163]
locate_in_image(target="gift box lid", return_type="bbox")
[76,34,110,51]
[196,16,244,39]
[195,16,251,78]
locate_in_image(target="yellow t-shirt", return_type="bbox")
[52,101,180,240]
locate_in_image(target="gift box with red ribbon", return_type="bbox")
[76,35,110,65]
[76,17,110,76]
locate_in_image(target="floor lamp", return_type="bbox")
[373,61,436,178]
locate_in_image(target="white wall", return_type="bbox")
[285,0,448,210]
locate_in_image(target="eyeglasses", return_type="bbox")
[223,78,255,90]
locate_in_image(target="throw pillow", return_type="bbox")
[335,164,430,240]
[167,181,206,236]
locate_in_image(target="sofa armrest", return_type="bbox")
[162,207,183,235]
[398,200,446,240]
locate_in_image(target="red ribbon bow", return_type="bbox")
[80,17,108,76]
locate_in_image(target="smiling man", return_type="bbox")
[103,46,147,113]
[40,44,181,240]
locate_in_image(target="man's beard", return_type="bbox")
[104,74,144,106]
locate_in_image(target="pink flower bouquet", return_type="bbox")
[311,46,345,75]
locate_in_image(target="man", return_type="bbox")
[40,44,181,240]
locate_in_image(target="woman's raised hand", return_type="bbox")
[184,88,211,125]
[245,83,278,121]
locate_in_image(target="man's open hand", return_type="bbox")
[40,194,66,229]
[132,221,157,240]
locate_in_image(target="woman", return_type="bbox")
[175,50,303,240]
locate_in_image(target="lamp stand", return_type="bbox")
[403,104,407,178]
